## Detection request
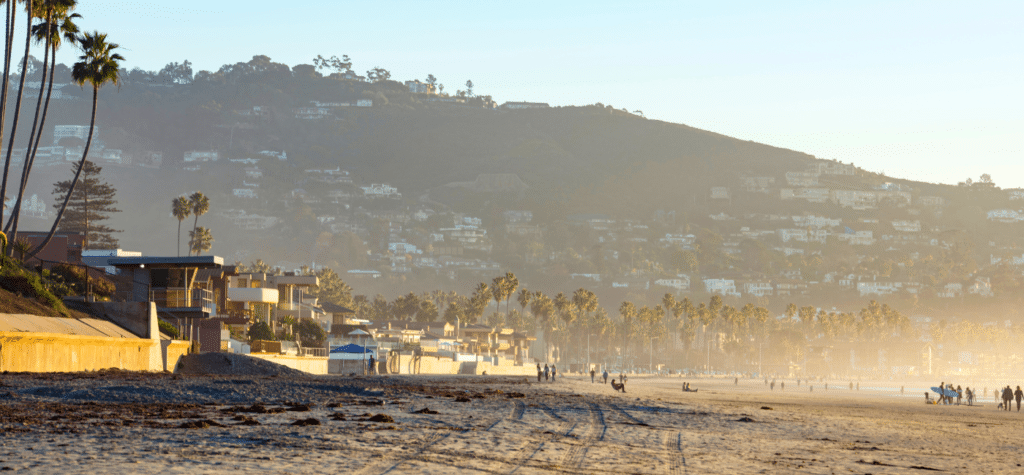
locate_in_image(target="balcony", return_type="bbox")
[227,287,279,303]
[150,287,214,315]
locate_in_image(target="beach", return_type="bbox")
[0,368,1020,474]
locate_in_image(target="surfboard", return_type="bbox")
[930,387,959,398]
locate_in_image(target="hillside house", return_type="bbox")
[780,188,829,203]
[742,281,774,297]
[785,171,819,186]
[710,187,730,199]
[937,283,963,298]
[232,188,257,199]
[810,162,856,175]
[654,275,691,292]
[53,124,97,145]
[740,176,775,192]
[184,150,218,162]
[857,281,899,297]
[500,101,549,109]
[892,220,921,232]
[361,183,401,199]
[703,278,739,297]
[405,80,436,94]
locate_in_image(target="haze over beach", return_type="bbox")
[0,1,1023,474]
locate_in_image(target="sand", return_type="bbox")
[0,368,1020,474]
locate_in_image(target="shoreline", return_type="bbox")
[0,371,1019,473]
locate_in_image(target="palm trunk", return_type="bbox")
[28,85,97,258]
[1,0,32,241]
[8,11,53,242]
[177,219,181,256]
[0,1,16,231]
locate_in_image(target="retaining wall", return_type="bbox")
[0,332,160,372]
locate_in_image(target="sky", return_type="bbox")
[30,0,1024,188]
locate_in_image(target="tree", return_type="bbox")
[248,321,274,342]
[50,161,120,249]
[157,59,193,84]
[425,74,437,87]
[188,191,209,238]
[0,0,38,239]
[465,79,473,96]
[310,267,352,307]
[5,0,79,239]
[313,54,351,75]
[30,30,123,257]
[295,318,326,347]
[188,226,213,255]
[171,196,191,256]
[366,67,390,83]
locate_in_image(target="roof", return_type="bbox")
[321,302,356,314]
[0,313,138,338]
[109,255,224,269]
[195,268,225,282]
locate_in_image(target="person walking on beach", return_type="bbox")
[537,363,542,382]
[368,355,376,375]
[956,385,962,405]
[1002,386,1013,411]
[938,381,946,405]
[781,381,785,391]
[770,380,775,391]
[603,369,609,384]
[591,368,596,383]
[544,364,550,381]
[1015,386,1023,411]
[551,365,557,382]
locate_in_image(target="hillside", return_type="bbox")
[6,55,1024,320]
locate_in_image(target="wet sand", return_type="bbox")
[0,371,1019,474]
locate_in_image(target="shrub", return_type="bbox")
[47,263,115,298]
[158,319,180,339]
[0,271,67,315]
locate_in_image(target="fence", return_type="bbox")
[299,347,327,357]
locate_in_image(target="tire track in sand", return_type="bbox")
[506,403,574,474]
[663,430,687,475]
[559,403,602,473]
[361,404,508,475]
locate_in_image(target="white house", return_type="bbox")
[233,188,257,199]
[654,275,690,292]
[184,150,219,162]
[703,278,740,297]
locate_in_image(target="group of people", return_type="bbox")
[998,385,1024,411]
[933,382,974,406]
[536,363,558,382]
[932,382,1024,410]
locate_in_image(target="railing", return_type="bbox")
[299,347,327,357]
[150,287,214,314]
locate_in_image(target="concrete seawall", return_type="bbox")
[0,332,188,372]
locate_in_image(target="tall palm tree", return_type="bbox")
[172,196,191,256]
[30,30,122,257]
[502,271,518,315]
[188,191,209,236]
[188,226,213,256]
[0,0,35,237]
[7,0,79,240]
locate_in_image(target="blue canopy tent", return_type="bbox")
[330,344,369,354]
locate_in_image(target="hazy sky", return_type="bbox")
[37,0,1024,188]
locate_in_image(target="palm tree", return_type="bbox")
[30,30,122,257]
[502,271,518,315]
[188,191,209,236]
[6,0,78,238]
[172,196,191,256]
[188,226,213,256]
[0,0,36,237]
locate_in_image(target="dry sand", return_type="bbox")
[0,366,1020,474]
